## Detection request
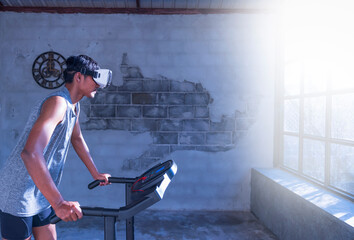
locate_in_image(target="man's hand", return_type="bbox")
[53,200,83,222]
[95,173,111,186]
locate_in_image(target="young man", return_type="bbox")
[0,55,112,240]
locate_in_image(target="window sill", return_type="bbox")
[251,168,354,240]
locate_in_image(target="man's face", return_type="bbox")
[83,75,100,98]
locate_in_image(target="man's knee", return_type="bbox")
[32,224,56,240]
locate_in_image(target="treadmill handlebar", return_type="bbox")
[50,206,121,224]
[88,177,136,189]
[50,215,61,224]
[50,194,155,224]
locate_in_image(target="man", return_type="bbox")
[0,55,112,240]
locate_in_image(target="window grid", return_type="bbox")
[280,60,354,200]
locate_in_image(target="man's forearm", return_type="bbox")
[71,136,100,179]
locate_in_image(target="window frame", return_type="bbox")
[275,51,354,201]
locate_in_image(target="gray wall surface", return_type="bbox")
[0,12,276,210]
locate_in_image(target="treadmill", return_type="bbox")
[50,160,177,240]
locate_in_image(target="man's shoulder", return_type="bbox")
[39,95,68,121]
[45,95,67,103]
[42,95,68,110]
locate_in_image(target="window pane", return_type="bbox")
[332,94,354,141]
[303,139,325,182]
[284,61,301,96]
[303,59,328,94]
[284,135,299,170]
[330,144,354,195]
[284,99,299,133]
[331,60,354,91]
[304,97,326,137]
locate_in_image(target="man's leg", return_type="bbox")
[32,207,57,240]
[32,224,56,240]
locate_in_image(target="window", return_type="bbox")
[278,0,354,199]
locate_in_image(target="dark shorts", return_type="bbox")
[0,207,55,239]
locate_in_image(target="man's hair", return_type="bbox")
[63,55,100,83]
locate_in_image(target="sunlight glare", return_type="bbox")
[282,0,354,92]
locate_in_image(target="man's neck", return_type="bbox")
[64,84,84,105]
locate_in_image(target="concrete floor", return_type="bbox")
[55,210,278,240]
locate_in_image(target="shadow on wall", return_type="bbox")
[80,53,259,170]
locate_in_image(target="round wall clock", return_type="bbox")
[32,51,66,89]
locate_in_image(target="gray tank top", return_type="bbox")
[0,87,79,217]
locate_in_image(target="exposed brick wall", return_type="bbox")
[80,54,256,168]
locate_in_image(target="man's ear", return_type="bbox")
[74,72,81,82]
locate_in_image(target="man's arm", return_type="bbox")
[21,96,82,222]
[71,114,110,185]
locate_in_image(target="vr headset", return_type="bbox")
[80,68,112,89]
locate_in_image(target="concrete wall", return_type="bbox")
[0,12,276,210]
